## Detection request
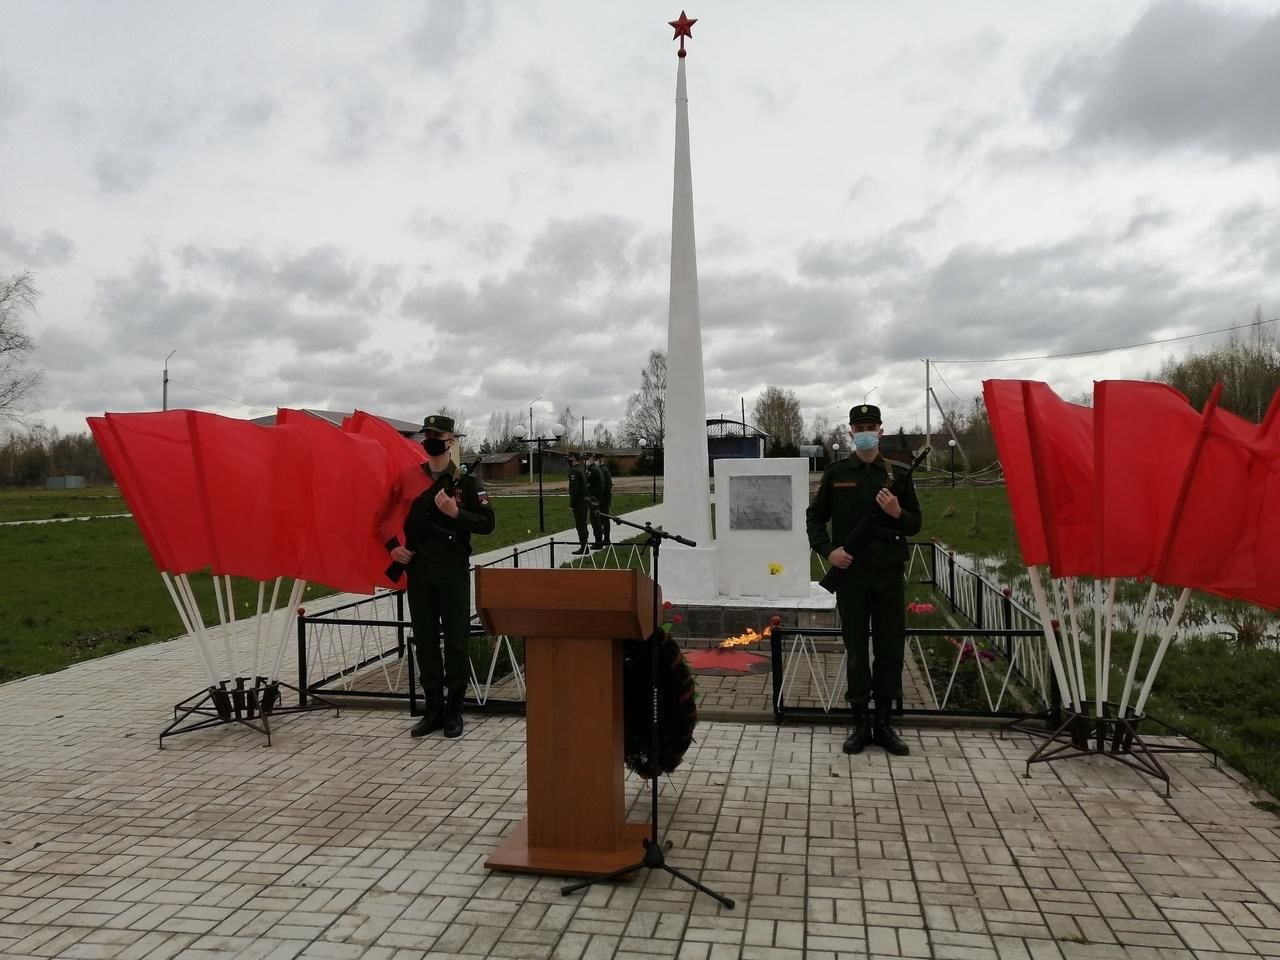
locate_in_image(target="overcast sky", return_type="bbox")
[3,0,1279,443]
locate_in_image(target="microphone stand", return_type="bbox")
[561,508,734,909]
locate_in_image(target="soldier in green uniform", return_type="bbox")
[388,414,495,739]
[597,455,613,546]
[806,404,922,756]
[586,453,606,549]
[567,451,590,554]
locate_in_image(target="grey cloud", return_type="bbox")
[512,71,629,164]
[324,73,398,163]
[0,70,23,121]
[225,95,277,132]
[0,226,76,269]
[1035,0,1280,156]
[93,149,157,195]
[403,0,494,73]
[1216,201,1280,271]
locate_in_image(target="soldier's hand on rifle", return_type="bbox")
[390,545,413,564]
[828,547,853,569]
[435,488,460,518]
[875,488,902,518]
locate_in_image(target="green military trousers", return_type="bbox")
[835,567,906,706]
[572,505,589,546]
[406,563,472,696]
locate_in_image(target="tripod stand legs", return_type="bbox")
[560,838,735,909]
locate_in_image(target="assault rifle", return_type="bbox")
[384,466,464,582]
[817,447,929,594]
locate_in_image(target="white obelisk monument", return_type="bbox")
[658,11,719,600]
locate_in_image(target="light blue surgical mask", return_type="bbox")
[851,431,880,452]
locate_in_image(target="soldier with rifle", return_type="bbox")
[806,404,923,756]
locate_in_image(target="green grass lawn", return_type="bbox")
[0,486,128,522]
[0,489,655,682]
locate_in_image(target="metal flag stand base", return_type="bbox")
[159,676,340,749]
[1004,701,1217,797]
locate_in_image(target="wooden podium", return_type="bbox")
[475,567,655,877]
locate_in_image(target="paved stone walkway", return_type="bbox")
[4,606,1280,960]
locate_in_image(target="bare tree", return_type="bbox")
[753,385,804,454]
[485,409,522,451]
[623,349,666,447]
[591,422,616,450]
[1155,306,1280,421]
[555,404,575,448]
[0,271,42,422]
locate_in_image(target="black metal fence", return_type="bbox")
[297,539,655,714]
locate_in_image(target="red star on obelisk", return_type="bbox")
[669,10,696,58]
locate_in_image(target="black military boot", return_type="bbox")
[411,692,444,737]
[443,686,466,738]
[573,543,589,555]
[842,702,872,754]
[872,701,910,756]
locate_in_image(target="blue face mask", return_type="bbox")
[851,431,879,451]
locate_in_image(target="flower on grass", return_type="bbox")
[907,601,936,615]
[663,600,673,610]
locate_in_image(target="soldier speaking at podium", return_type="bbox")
[806,404,923,756]
[388,414,495,739]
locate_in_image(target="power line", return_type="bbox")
[930,364,965,403]
[933,317,1279,365]
[167,378,274,411]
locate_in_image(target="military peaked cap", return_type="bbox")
[849,404,882,424]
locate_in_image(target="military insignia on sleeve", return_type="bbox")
[478,490,490,505]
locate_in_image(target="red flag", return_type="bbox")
[342,409,430,553]
[102,411,214,574]
[982,380,1049,567]
[1023,382,1095,578]
[88,416,169,571]
[1155,386,1280,608]
[187,412,309,581]
[1093,381,1201,578]
[275,411,396,594]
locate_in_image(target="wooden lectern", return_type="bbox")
[475,567,655,877]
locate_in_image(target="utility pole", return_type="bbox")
[163,350,176,411]
[924,358,932,470]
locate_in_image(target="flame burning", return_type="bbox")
[719,625,772,649]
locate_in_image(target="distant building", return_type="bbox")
[707,418,769,461]
[45,475,86,489]
[249,409,421,437]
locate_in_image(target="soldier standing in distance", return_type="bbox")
[805,404,923,756]
[586,453,606,549]
[598,454,613,545]
[388,414,495,739]
[567,451,590,555]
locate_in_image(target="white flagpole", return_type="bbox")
[162,572,219,686]
[1028,566,1077,712]
[1063,577,1090,714]
[1133,587,1192,716]
[252,580,267,682]
[1093,579,1103,718]
[1049,577,1081,708]
[268,579,307,684]
[176,574,225,685]
[1102,578,1116,704]
[1118,581,1159,718]
[210,574,237,682]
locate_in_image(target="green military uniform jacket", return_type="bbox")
[568,464,588,510]
[599,463,613,508]
[586,463,605,504]
[400,462,496,567]
[806,455,922,573]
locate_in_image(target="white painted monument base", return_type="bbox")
[713,457,811,599]
[656,544,720,604]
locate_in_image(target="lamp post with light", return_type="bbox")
[948,438,957,487]
[638,437,660,503]
[513,422,564,532]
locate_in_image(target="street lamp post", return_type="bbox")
[514,422,565,532]
[948,438,957,487]
[638,437,659,503]
[163,350,176,411]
